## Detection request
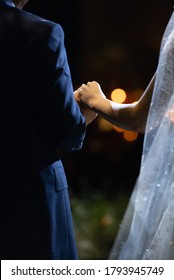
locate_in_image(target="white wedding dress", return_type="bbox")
[109,11,174,260]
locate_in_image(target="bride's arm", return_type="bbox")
[77,73,156,133]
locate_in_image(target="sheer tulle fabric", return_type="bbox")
[109,12,174,260]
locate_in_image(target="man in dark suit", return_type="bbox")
[0,0,96,260]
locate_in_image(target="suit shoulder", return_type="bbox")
[20,9,64,37]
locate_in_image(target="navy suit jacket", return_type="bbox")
[0,0,86,259]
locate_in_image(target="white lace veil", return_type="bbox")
[109,11,174,260]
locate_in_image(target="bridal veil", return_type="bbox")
[109,11,174,260]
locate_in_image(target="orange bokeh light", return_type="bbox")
[97,87,138,142]
[98,117,113,132]
[123,131,138,142]
[113,125,124,133]
[111,88,126,103]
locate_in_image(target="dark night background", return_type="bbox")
[24,0,173,259]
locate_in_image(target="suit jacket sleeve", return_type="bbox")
[34,22,86,151]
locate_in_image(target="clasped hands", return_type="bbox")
[74,81,105,125]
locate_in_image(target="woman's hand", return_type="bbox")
[74,86,98,125]
[76,81,106,110]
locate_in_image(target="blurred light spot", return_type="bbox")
[123,131,138,141]
[113,125,124,132]
[98,117,113,132]
[111,88,126,103]
[100,215,113,226]
[130,89,144,101]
